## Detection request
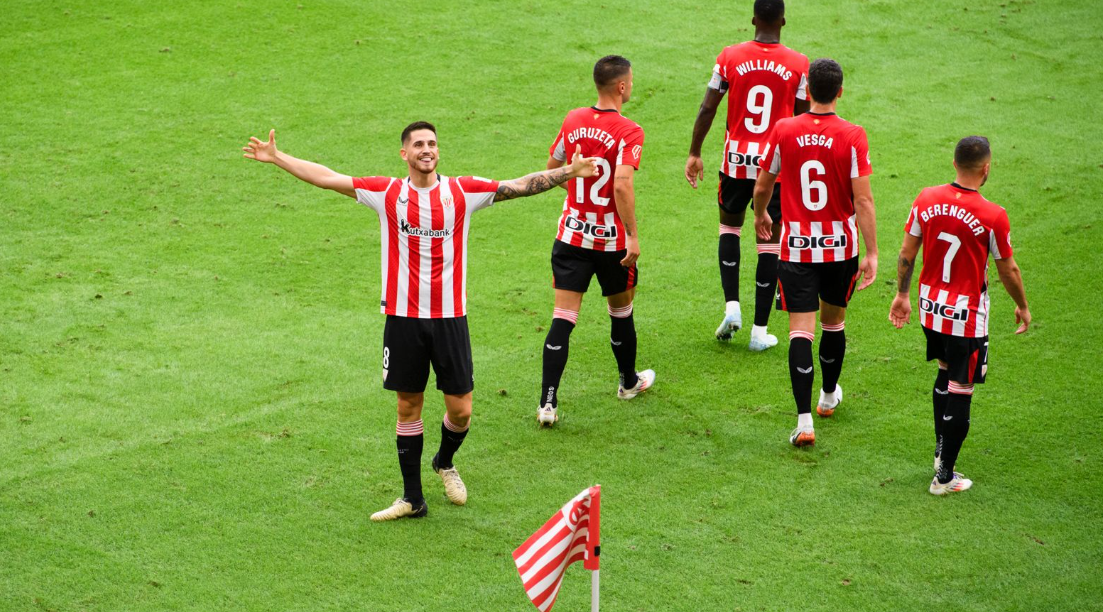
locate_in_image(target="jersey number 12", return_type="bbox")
[575,158,612,206]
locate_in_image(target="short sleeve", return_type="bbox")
[904,203,923,238]
[989,208,1014,259]
[795,56,810,101]
[759,125,781,175]
[456,176,500,212]
[850,127,872,179]
[549,127,567,162]
[615,127,645,170]
[707,57,729,93]
[353,176,393,211]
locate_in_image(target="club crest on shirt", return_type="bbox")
[443,195,453,207]
[632,145,642,160]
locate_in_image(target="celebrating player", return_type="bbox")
[752,58,878,447]
[890,136,1031,495]
[537,55,656,426]
[685,0,809,350]
[242,122,597,520]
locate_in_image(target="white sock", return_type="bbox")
[821,389,838,406]
[798,413,813,429]
[725,301,740,316]
[751,325,768,338]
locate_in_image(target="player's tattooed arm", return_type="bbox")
[889,233,922,329]
[897,254,915,293]
[494,145,597,202]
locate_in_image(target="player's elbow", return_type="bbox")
[613,180,634,199]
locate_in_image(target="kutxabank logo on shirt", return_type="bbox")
[399,219,451,238]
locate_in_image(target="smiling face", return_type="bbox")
[400,129,438,176]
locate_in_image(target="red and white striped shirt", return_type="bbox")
[760,112,872,263]
[709,41,809,179]
[548,107,644,252]
[905,183,1013,338]
[353,174,499,319]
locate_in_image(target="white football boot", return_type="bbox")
[715,309,742,341]
[748,326,778,352]
[537,403,558,426]
[929,472,973,496]
[617,369,656,400]
[816,384,842,417]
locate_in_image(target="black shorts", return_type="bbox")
[923,326,989,385]
[776,258,860,313]
[551,240,639,296]
[382,315,474,395]
[718,172,781,222]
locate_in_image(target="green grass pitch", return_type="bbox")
[3,0,1103,610]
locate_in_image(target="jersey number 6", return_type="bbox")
[799,160,827,211]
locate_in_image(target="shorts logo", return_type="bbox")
[788,234,848,250]
[564,215,618,239]
[919,297,969,321]
[632,145,642,160]
[728,151,764,167]
[400,219,451,238]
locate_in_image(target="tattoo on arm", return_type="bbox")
[897,255,914,293]
[494,166,572,201]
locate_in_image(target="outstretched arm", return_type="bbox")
[494,145,597,202]
[995,256,1031,333]
[243,130,355,198]
[889,233,922,328]
[685,87,725,189]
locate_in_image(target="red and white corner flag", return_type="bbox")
[513,485,602,612]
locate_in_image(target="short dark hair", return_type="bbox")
[754,0,785,23]
[401,121,436,144]
[593,55,632,89]
[954,136,991,170]
[807,58,844,104]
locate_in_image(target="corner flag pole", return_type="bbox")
[584,485,601,612]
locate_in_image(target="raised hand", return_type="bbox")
[568,145,599,178]
[243,129,278,163]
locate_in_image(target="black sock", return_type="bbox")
[754,251,779,327]
[788,335,815,415]
[436,415,468,470]
[396,421,424,504]
[609,306,638,389]
[933,368,950,454]
[540,315,575,407]
[937,390,972,483]
[819,325,846,394]
[719,228,741,303]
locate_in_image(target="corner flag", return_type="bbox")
[513,485,602,612]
